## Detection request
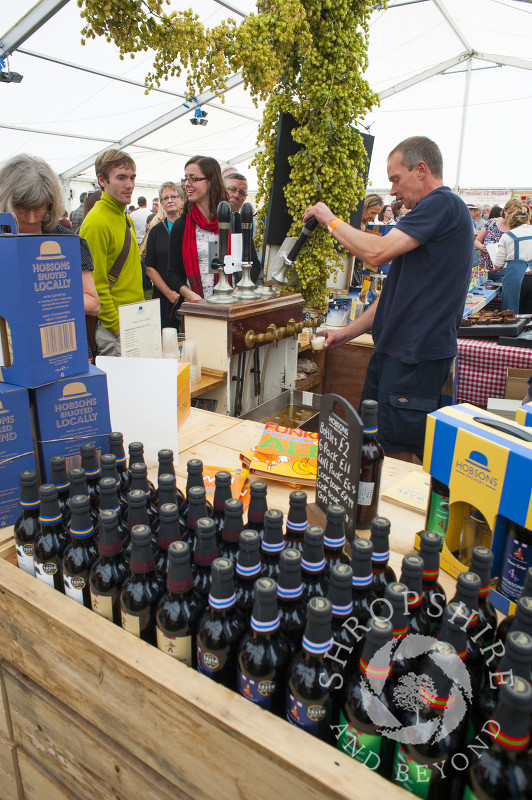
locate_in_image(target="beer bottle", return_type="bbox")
[351,538,375,631]
[155,503,182,577]
[425,477,450,549]
[498,522,532,604]
[90,509,128,624]
[464,678,532,800]
[285,490,308,552]
[156,448,184,507]
[237,576,290,716]
[125,489,152,561]
[79,442,101,512]
[99,453,125,511]
[385,582,412,681]
[470,630,532,737]
[246,480,268,538]
[152,473,178,538]
[108,431,129,495]
[370,516,397,607]
[14,469,39,575]
[156,540,204,667]
[286,596,334,741]
[460,507,492,566]
[196,557,246,690]
[183,485,209,549]
[260,509,285,581]
[301,525,328,602]
[356,400,384,529]
[34,483,69,592]
[438,602,483,703]
[120,524,165,644]
[497,594,532,646]
[327,563,357,686]
[391,642,467,799]
[62,494,98,607]
[323,504,350,574]
[400,554,430,635]
[49,454,71,525]
[99,476,127,540]
[419,530,447,632]
[336,617,394,777]
[192,517,218,603]
[446,572,483,695]
[277,548,306,656]
[219,498,244,564]
[179,458,212,524]
[129,462,158,528]
[468,546,497,648]
[235,530,262,617]
[127,441,155,496]
[69,467,99,527]
[212,471,232,545]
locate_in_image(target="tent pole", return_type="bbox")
[455,57,472,192]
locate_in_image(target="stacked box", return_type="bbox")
[516,401,532,427]
[0,383,37,528]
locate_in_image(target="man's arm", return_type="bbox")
[304,201,420,267]
[319,298,379,349]
[80,216,120,332]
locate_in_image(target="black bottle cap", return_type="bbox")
[188,485,206,503]
[129,524,155,573]
[127,489,147,509]
[100,453,119,479]
[324,504,346,549]
[400,554,424,596]
[510,596,532,637]
[351,539,373,588]
[128,442,145,461]
[361,399,378,429]
[223,497,244,542]
[419,641,457,702]
[469,546,494,589]
[209,557,236,608]
[262,509,285,553]
[130,462,148,479]
[50,455,70,488]
[492,677,532,747]
[166,540,193,593]
[250,480,267,497]
[236,530,261,579]
[158,503,181,549]
[69,467,89,497]
[69,494,94,538]
[301,525,325,573]
[157,473,177,502]
[499,630,532,679]
[328,563,353,617]
[453,571,480,611]
[19,470,39,505]
[438,602,469,660]
[277,548,303,600]
[109,432,124,446]
[215,470,231,487]
[302,596,333,654]
[187,458,203,474]
[385,582,409,636]
[370,517,391,555]
[99,476,119,494]
[248,480,267,522]
[98,477,120,511]
[98,509,123,556]
[109,434,126,465]
[158,449,175,475]
[186,486,207,526]
[80,443,100,475]
[251,577,280,633]
[194,517,218,565]
[289,490,307,508]
[419,531,441,580]
[360,616,394,682]
[38,483,62,522]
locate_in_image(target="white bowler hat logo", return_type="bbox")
[60,382,91,400]
[36,241,66,260]
[0,401,9,414]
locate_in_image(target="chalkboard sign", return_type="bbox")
[315,394,363,543]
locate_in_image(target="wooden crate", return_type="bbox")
[0,548,410,800]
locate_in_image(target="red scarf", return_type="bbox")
[182,205,231,297]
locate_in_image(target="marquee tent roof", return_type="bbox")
[1,0,532,200]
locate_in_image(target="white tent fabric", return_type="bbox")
[2,0,532,206]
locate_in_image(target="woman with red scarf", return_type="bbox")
[167,156,230,301]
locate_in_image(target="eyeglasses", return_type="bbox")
[227,185,248,199]
[161,194,180,202]
[182,176,208,184]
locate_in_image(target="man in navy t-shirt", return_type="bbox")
[304,136,472,462]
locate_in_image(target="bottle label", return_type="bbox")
[63,574,86,605]
[156,630,192,666]
[499,537,532,603]
[336,711,382,768]
[392,743,439,799]
[426,490,449,547]
[121,606,149,638]
[286,690,327,735]
[462,788,479,800]
[238,670,275,709]
[358,482,375,507]
[90,589,114,621]
[34,560,58,587]
[16,543,34,575]
[197,645,224,675]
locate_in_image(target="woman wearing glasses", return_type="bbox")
[167,156,229,301]
[145,181,186,329]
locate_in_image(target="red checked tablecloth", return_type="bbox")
[457,337,532,407]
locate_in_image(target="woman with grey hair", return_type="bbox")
[0,153,99,316]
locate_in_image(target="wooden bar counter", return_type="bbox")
[0,409,453,800]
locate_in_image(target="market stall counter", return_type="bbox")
[0,409,454,800]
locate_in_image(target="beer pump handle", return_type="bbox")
[241,202,253,264]
[285,216,319,264]
[217,201,231,264]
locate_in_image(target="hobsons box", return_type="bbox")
[0,383,37,528]
[31,364,112,482]
[419,403,532,615]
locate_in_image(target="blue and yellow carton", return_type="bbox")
[0,383,37,528]
[516,402,532,428]
[418,403,532,615]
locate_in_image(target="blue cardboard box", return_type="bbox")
[31,364,112,483]
[0,218,87,388]
[516,402,532,427]
[0,383,37,529]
